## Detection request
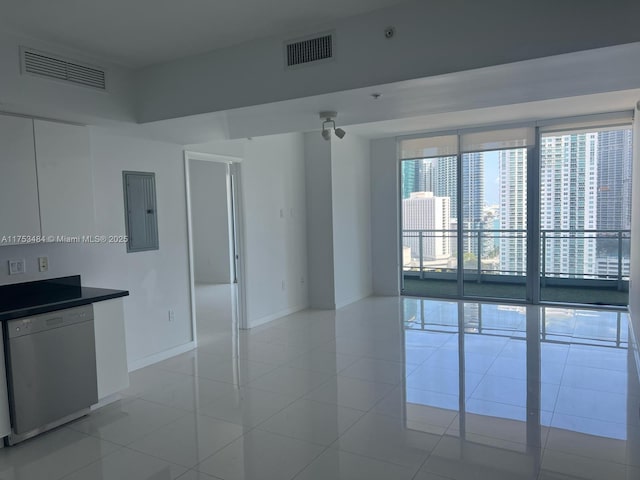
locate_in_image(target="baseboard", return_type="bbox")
[248,304,308,329]
[91,392,125,411]
[128,341,196,372]
[335,291,373,310]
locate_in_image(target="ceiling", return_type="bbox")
[0,0,407,67]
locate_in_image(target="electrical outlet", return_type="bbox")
[38,256,49,272]
[8,259,25,275]
[168,309,175,322]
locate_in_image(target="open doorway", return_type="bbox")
[185,152,246,349]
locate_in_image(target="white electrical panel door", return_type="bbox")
[34,119,95,238]
[0,114,41,243]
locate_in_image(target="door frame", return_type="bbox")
[183,151,248,343]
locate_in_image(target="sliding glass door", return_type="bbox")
[539,125,632,306]
[462,148,527,300]
[401,155,458,297]
[399,112,633,307]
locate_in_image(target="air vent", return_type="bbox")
[286,33,333,67]
[21,48,106,90]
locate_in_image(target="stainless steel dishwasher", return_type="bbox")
[4,304,98,445]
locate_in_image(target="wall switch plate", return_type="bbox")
[8,259,26,275]
[38,256,49,272]
[168,309,175,322]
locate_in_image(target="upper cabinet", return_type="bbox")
[0,115,41,243]
[34,120,95,238]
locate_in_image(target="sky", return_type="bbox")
[484,151,500,205]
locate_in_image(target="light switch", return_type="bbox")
[38,256,49,272]
[8,259,26,275]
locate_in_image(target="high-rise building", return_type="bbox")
[428,154,484,255]
[432,157,457,219]
[401,160,421,199]
[499,148,527,275]
[597,130,632,231]
[461,152,485,254]
[596,130,633,262]
[402,192,451,260]
[401,158,434,199]
[540,134,597,277]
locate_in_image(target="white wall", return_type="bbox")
[370,138,400,296]
[630,107,640,372]
[0,128,192,368]
[304,133,335,309]
[135,0,640,123]
[242,134,309,326]
[187,134,310,327]
[189,159,232,285]
[331,135,372,308]
[0,30,134,124]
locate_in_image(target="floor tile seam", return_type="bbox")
[132,393,207,414]
[554,381,628,396]
[563,360,627,373]
[246,369,338,399]
[56,442,128,480]
[233,390,306,430]
[409,448,454,480]
[289,446,333,480]
[123,423,245,471]
[540,444,635,469]
[117,442,208,471]
[543,432,634,462]
[367,407,457,434]
[192,429,328,480]
[251,423,343,448]
[336,371,405,387]
[177,467,225,480]
[443,426,547,452]
[92,407,194,447]
[324,441,430,472]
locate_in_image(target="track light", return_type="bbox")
[319,111,346,140]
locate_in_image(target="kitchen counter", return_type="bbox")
[0,275,128,322]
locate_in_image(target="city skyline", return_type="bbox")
[401,127,633,279]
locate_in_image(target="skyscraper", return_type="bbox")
[597,130,632,231]
[540,133,597,277]
[402,192,451,260]
[461,152,485,254]
[499,148,527,275]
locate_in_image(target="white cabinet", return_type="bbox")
[93,299,129,400]
[34,120,95,238]
[0,114,41,242]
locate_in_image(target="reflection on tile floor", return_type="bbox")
[1,296,639,479]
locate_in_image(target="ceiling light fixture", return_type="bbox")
[319,111,346,141]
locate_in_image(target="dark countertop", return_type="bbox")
[0,275,129,322]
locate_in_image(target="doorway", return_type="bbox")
[185,152,246,349]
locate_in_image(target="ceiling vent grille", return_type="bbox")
[21,48,106,90]
[286,33,333,67]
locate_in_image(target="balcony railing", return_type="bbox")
[402,228,631,290]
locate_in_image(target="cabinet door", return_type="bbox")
[0,114,41,242]
[93,299,129,399]
[34,120,95,238]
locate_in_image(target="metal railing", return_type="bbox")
[402,228,630,288]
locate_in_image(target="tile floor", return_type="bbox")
[0,295,639,479]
